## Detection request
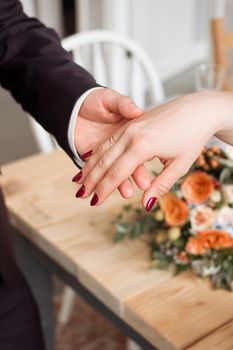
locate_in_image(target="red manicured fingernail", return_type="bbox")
[90,193,98,206]
[72,171,82,182]
[146,197,157,212]
[82,150,93,159]
[76,185,85,198]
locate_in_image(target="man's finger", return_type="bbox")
[118,178,134,199]
[118,97,143,119]
[132,164,151,190]
[118,164,151,198]
[106,90,143,120]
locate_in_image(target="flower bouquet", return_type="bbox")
[113,146,233,291]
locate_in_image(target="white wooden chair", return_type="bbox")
[28,30,164,349]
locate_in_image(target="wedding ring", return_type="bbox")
[109,135,116,148]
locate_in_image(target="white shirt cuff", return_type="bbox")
[68,87,104,168]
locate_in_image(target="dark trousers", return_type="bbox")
[0,187,45,349]
[0,272,45,350]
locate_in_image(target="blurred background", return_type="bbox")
[0,0,215,164]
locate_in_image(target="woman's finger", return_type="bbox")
[73,134,144,200]
[73,158,151,199]
[89,146,148,206]
[74,133,121,184]
[78,136,128,198]
[142,158,188,211]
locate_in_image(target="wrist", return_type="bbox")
[206,91,233,145]
[189,91,233,139]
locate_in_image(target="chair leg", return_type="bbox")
[126,339,143,350]
[59,287,76,324]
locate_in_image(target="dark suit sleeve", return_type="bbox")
[0,0,100,158]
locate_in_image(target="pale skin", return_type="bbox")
[74,90,233,210]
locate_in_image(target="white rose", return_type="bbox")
[190,206,215,232]
[224,145,233,160]
[210,190,222,203]
[223,185,233,204]
[203,265,221,277]
[217,206,233,228]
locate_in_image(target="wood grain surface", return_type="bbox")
[2,151,233,350]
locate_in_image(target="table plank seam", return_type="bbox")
[184,318,233,350]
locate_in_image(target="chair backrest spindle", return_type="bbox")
[131,57,146,108]
[92,43,108,86]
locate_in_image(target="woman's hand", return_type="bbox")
[76,91,233,210]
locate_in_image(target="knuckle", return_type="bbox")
[96,181,108,198]
[96,145,103,155]
[139,138,151,153]
[130,138,151,159]
[96,144,105,157]
[155,182,170,197]
[97,153,108,169]
[106,166,118,181]
[84,173,95,190]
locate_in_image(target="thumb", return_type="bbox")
[142,159,188,211]
[108,91,143,119]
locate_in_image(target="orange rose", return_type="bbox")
[177,251,189,263]
[159,193,189,226]
[181,171,214,204]
[186,230,233,255]
[186,236,208,255]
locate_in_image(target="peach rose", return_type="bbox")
[223,185,233,204]
[181,171,214,204]
[176,251,189,264]
[159,193,189,227]
[216,206,233,229]
[190,206,215,232]
[186,230,233,255]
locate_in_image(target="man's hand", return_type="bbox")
[75,88,143,155]
[73,88,146,199]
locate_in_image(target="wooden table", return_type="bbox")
[2,150,233,350]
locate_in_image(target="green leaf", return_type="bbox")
[129,221,144,240]
[113,232,126,242]
[134,208,142,214]
[152,259,171,270]
[123,204,132,212]
[220,167,233,184]
[216,157,233,169]
[115,223,133,234]
[152,250,166,260]
[175,264,189,275]
[151,170,159,176]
